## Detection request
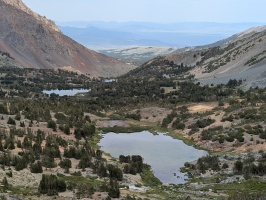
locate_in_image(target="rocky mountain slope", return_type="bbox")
[125,25,266,88]
[164,25,266,88]
[0,0,135,77]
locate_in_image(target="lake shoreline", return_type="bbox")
[98,130,208,185]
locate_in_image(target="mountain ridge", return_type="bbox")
[1,0,60,32]
[122,25,266,88]
[167,25,266,88]
[0,0,135,77]
[59,21,264,50]
[97,25,266,66]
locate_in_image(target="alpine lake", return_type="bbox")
[42,89,90,96]
[99,131,208,185]
[42,88,208,185]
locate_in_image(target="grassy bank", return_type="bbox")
[141,165,162,187]
[99,125,152,134]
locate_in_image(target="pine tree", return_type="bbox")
[30,161,43,173]
[38,174,66,195]
[2,177,8,190]
[108,178,120,198]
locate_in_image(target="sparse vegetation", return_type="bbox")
[0,33,265,199]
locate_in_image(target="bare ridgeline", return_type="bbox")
[0,0,136,77]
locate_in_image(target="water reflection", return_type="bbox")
[99,131,207,184]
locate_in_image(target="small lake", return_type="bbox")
[104,79,115,83]
[43,89,90,96]
[99,131,208,185]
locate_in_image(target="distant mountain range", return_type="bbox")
[58,21,266,66]
[99,46,180,66]
[0,0,135,77]
[58,21,265,49]
[131,25,266,89]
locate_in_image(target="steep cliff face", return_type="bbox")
[0,0,135,76]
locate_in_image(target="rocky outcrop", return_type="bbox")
[1,0,60,32]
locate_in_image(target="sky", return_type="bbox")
[23,0,266,23]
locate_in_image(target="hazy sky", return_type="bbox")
[23,0,266,23]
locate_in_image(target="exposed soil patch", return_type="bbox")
[96,120,130,128]
[132,107,172,123]
[187,102,218,113]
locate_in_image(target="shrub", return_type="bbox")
[125,113,141,121]
[31,161,43,173]
[259,131,266,139]
[47,120,57,131]
[172,119,185,130]
[234,160,243,174]
[59,159,72,169]
[189,118,215,129]
[38,174,66,195]
[222,163,229,169]
[7,117,16,125]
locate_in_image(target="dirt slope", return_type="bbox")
[165,25,266,88]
